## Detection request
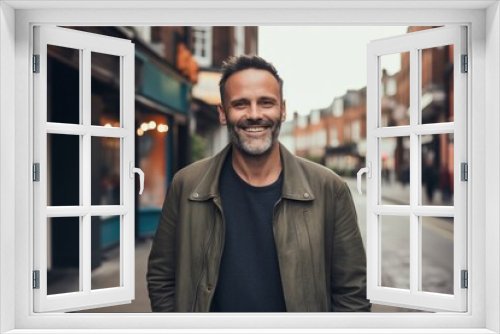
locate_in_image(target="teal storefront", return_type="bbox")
[99,49,193,250]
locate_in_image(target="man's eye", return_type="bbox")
[233,102,247,108]
[261,100,275,107]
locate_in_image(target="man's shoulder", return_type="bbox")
[292,154,347,190]
[173,155,215,184]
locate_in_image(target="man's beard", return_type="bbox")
[226,116,282,157]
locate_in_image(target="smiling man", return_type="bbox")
[147,55,371,312]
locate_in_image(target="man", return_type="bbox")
[147,55,370,312]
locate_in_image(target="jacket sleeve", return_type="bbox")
[147,176,179,312]
[330,182,371,312]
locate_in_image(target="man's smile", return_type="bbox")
[240,126,270,135]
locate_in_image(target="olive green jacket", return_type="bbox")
[147,143,371,312]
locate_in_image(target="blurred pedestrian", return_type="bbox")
[147,55,370,313]
[440,168,451,203]
[423,154,438,203]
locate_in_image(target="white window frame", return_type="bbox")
[0,2,499,334]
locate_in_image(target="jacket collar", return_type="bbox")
[189,143,315,202]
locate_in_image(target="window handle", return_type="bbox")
[129,162,144,195]
[357,162,371,195]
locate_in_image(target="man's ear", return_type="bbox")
[217,103,227,126]
[281,100,287,122]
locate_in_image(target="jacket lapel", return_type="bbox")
[188,144,231,201]
[279,144,315,202]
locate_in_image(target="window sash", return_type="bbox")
[366,26,467,312]
[32,25,136,313]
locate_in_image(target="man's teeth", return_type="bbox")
[245,127,265,132]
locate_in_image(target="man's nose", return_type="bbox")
[247,102,263,119]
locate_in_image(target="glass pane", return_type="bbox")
[92,215,121,290]
[421,134,454,205]
[421,216,454,294]
[91,137,121,206]
[47,217,80,295]
[380,137,410,205]
[91,52,121,127]
[47,134,80,206]
[421,45,454,124]
[47,45,81,124]
[380,52,410,127]
[381,215,410,289]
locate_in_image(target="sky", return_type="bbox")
[258,26,409,121]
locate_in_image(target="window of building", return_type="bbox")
[333,97,344,117]
[192,26,213,67]
[330,128,339,147]
[352,120,361,142]
[234,26,245,56]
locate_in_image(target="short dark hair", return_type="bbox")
[219,55,284,107]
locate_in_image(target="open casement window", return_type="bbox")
[33,26,141,312]
[364,26,467,312]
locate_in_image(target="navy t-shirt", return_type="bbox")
[210,154,287,312]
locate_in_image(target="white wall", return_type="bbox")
[0,2,16,333]
[485,2,500,333]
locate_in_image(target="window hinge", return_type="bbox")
[461,270,468,289]
[33,163,40,182]
[461,162,468,181]
[33,54,40,73]
[33,270,40,289]
[461,54,468,73]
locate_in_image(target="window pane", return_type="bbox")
[92,215,121,290]
[421,216,454,294]
[421,45,454,124]
[421,134,454,205]
[47,217,81,295]
[91,52,121,127]
[381,215,410,290]
[91,137,121,206]
[380,52,410,127]
[47,45,81,124]
[380,137,410,205]
[47,134,80,206]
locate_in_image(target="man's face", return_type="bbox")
[218,68,286,157]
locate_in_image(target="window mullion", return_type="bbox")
[82,47,92,295]
[409,47,420,294]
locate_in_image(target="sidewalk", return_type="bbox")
[75,238,153,313]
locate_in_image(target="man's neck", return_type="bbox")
[231,143,282,187]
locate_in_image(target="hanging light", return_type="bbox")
[157,124,169,133]
[141,122,149,131]
[149,120,157,130]
[137,128,144,136]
